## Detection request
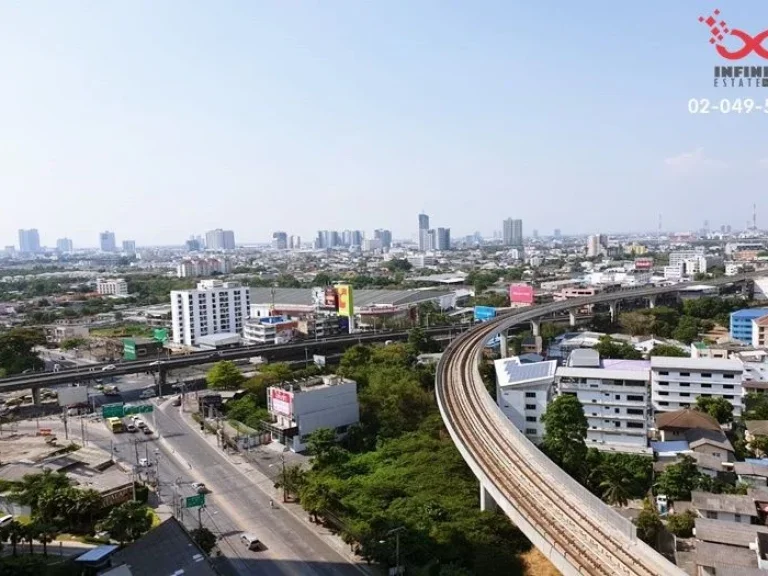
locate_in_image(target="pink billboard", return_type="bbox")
[270,388,293,416]
[509,284,534,305]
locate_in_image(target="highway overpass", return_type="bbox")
[0,326,465,397]
[435,274,760,576]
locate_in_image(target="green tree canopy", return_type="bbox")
[594,335,642,360]
[635,498,663,548]
[649,344,689,358]
[385,258,412,273]
[60,337,88,351]
[190,527,217,554]
[407,327,440,354]
[206,361,246,390]
[656,455,703,501]
[98,500,152,546]
[673,316,701,344]
[695,396,733,424]
[0,328,45,376]
[541,395,588,478]
[666,510,696,538]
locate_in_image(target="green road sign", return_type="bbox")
[185,494,205,508]
[101,403,125,418]
[124,404,154,416]
[153,328,168,343]
[123,338,137,361]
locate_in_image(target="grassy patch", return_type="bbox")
[149,509,162,528]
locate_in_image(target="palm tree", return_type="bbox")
[599,467,632,507]
[4,520,23,556]
[71,489,103,533]
[23,523,37,555]
[35,522,57,556]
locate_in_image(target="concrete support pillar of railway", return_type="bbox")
[499,332,509,359]
[568,309,577,327]
[158,367,168,396]
[648,295,656,309]
[530,319,540,337]
[31,387,41,406]
[609,301,618,323]
[480,484,497,513]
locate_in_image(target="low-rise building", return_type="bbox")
[242,316,296,345]
[731,308,768,343]
[44,324,89,344]
[96,278,129,296]
[692,491,758,524]
[494,358,557,444]
[651,357,745,417]
[264,375,360,452]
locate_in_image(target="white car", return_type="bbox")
[102,364,116,372]
[149,360,164,367]
[138,458,151,467]
[0,514,14,527]
[191,482,209,494]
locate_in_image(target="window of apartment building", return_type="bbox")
[706,511,718,520]
[735,514,742,522]
[702,383,712,388]
[659,371,669,376]
[724,395,734,400]
[627,408,644,415]
[724,373,735,379]
[658,381,668,386]
[701,373,712,378]
[525,404,536,410]
[680,382,690,387]
[680,372,690,377]
[525,392,536,398]
[614,421,621,427]
[525,429,537,435]
[659,391,669,396]
[680,392,690,397]
[615,395,621,400]
[723,385,734,389]
[659,401,669,406]
[526,416,537,423]
[615,408,620,413]
[627,395,644,402]
[627,422,644,429]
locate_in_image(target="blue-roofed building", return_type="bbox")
[494,358,557,444]
[730,308,768,343]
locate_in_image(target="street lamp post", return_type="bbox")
[379,526,406,575]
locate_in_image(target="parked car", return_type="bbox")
[172,395,182,407]
[142,427,153,435]
[126,424,137,433]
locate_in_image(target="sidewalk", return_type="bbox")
[174,403,379,575]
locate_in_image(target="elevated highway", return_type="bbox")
[435,274,761,575]
[0,326,463,396]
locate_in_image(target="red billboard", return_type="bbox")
[634,257,654,270]
[270,388,293,416]
[509,284,534,305]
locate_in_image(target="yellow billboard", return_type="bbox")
[336,284,354,317]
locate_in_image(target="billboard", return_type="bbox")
[275,322,296,345]
[311,287,325,307]
[153,328,169,343]
[634,257,654,270]
[124,338,137,361]
[270,388,293,416]
[324,286,338,308]
[474,306,496,322]
[313,354,326,368]
[58,386,88,407]
[509,284,534,305]
[337,284,354,317]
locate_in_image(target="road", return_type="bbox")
[20,397,367,576]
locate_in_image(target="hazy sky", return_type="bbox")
[2,1,768,248]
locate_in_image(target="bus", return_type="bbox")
[106,417,124,433]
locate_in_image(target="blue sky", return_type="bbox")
[1,1,768,247]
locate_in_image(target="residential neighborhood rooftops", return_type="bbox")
[694,517,768,547]
[650,356,744,371]
[655,409,721,432]
[746,421,768,437]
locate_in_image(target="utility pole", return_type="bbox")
[80,417,86,446]
[62,407,69,440]
[281,452,286,502]
[198,505,204,530]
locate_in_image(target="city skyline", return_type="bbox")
[2,2,768,246]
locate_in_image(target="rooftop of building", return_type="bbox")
[271,374,356,393]
[196,333,241,346]
[746,421,768,436]
[695,517,768,548]
[494,359,558,388]
[656,409,722,432]
[249,287,457,309]
[692,491,758,516]
[650,356,744,371]
[695,541,760,572]
[732,307,768,320]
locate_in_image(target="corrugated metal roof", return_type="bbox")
[495,359,557,387]
[692,491,758,516]
[695,517,768,547]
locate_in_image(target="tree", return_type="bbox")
[599,467,632,507]
[695,396,733,425]
[649,344,689,358]
[274,464,307,502]
[206,361,246,390]
[751,435,768,457]
[744,392,768,420]
[10,470,71,520]
[656,455,702,501]
[190,527,217,555]
[666,510,696,538]
[299,480,333,523]
[594,335,642,360]
[98,501,152,546]
[31,521,57,556]
[385,258,412,273]
[541,395,588,479]
[635,498,663,548]
[305,428,346,469]
[313,272,333,286]
[3,520,23,556]
[60,337,87,351]
[619,311,655,336]
[673,316,700,344]
[407,327,440,354]
[0,328,45,375]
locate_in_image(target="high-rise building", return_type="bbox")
[436,227,451,251]
[502,219,523,246]
[205,229,236,251]
[18,229,41,253]
[272,232,288,250]
[374,229,392,250]
[289,235,301,250]
[56,238,73,253]
[532,229,539,239]
[586,234,606,257]
[170,279,250,346]
[554,228,562,239]
[122,240,136,254]
[185,237,202,252]
[99,231,116,252]
[350,230,363,247]
[418,213,430,251]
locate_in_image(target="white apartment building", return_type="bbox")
[651,356,745,417]
[170,279,250,346]
[494,358,557,444]
[265,375,360,452]
[96,278,129,296]
[555,349,651,454]
[242,316,296,345]
[176,257,232,278]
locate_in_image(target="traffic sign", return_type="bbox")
[185,494,205,508]
[102,403,124,418]
[124,404,154,416]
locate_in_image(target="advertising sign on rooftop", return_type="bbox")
[634,257,654,270]
[337,284,354,317]
[324,287,338,309]
[509,284,534,305]
[270,388,293,417]
[474,306,497,322]
[311,287,325,307]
